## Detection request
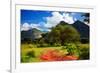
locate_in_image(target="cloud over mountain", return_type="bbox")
[21,11,89,32]
[21,23,40,31]
[44,12,76,28]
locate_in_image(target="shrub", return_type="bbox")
[26,50,35,58]
[21,50,35,62]
[54,43,61,47]
[79,48,89,60]
[77,44,89,60]
[64,43,80,57]
[21,56,30,62]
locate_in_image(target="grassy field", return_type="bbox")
[21,44,65,62]
[21,43,89,63]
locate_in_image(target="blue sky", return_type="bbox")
[21,10,89,31]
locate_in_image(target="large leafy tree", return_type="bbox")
[47,21,80,45]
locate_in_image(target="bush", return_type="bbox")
[26,50,35,58]
[64,43,80,57]
[77,44,90,60]
[54,43,61,47]
[21,50,35,62]
[64,43,90,60]
[21,56,30,62]
[79,48,89,60]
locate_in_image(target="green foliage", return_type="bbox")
[77,44,89,60]
[21,56,30,62]
[63,43,90,59]
[21,50,35,62]
[79,48,89,60]
[54,43,61,47]
[63,43,80,57]
[46,22,80,46]
[37,43,49,47]
[26,50,35,58]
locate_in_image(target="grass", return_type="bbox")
[21,43,89,63]
[21,44,63,62]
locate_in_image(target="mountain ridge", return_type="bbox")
[21,20,89,42]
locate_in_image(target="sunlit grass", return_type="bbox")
[21,44,63,62]
[21,43,89,63]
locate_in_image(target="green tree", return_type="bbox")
[47,21,80,46]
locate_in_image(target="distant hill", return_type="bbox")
[72,20,89,39]
[21,28,42,42]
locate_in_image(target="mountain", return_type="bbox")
[72,20,89,39]
[56,21,70,27]
[57,21,89,41]
[21,28,42,42]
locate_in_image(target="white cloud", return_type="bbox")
[21,23,40,31]
[44,12,75,28]
[21,22,51,32]
[62,13,75,24]
[84,22,89,26]
[30,23,40,29]
[21,23,31,31]
[45,12,63,28]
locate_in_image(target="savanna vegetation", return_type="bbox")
[21,21,89,63]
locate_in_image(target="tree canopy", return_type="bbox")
[46,21,80,46]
